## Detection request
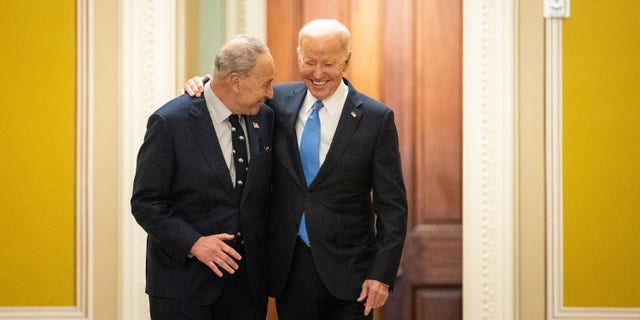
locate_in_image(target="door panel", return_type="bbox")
[382,1,462,318]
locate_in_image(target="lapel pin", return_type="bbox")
[252,122,260,128]
[350,111,357,118]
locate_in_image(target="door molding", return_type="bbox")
[120,1,177,319]
[462,0,517,319]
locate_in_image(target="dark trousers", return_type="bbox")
[149,245,266,320]
[276,237,372,320]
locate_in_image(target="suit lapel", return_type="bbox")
[241,112,265,203]
[277,87,308,188]
[189,99,235,195]
[311,88,364,187]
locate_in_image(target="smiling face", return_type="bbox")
[297,33,350,100]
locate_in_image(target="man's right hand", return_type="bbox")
[182,74,211,97]
[190,233,241,277]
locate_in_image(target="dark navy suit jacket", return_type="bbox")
[131,94,273,306]
[267,79,407,301]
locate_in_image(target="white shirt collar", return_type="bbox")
[204,83,233,124]
[302,79,349,116]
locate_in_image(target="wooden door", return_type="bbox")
[266,1,462,319]
[381,1,463,319]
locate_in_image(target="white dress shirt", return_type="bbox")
[296,80,349,166]
[203,84,249,187]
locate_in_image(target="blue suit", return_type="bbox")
[131,94,273,309]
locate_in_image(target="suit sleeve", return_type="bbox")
[367,109,408,288]
[130,113,202,264]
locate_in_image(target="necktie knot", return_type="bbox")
[228,114,240,125]
[310,100,324,118]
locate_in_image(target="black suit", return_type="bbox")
[267,79,407,316]
[131,94,273,317]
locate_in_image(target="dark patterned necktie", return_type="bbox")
[228,115,248,194]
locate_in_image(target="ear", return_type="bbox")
[229,73,241,93]
[343,52,352,71]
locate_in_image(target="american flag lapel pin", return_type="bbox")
[252,122,260,129]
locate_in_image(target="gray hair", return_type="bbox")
[297,19,351,59]
[213,35,270,79]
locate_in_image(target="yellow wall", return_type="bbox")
[563,1,640,307]
[0,1,76,306]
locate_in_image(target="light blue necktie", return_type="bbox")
[298,100,323,245]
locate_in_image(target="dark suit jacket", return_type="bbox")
[131,94,273,306]
[267,79,407,301]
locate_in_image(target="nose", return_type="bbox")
[312,65,325,78]
[265,84,274,99]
